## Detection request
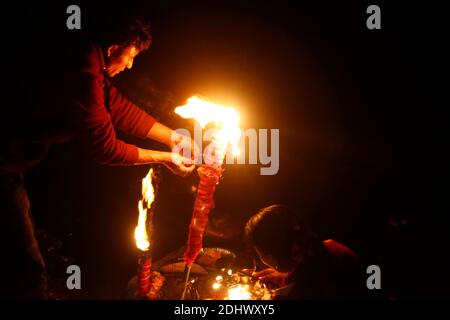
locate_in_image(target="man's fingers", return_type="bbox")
[259,275,275,282]
[172,160,195,177]
[180,163,195,174]
[182,157,194,165]
[253,268,276,277]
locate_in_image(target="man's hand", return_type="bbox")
[253,268,291,287]
[136,149,195,177]
[165,153,195,177]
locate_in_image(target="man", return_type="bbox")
[245,205,366,299]
[0,17,197,298]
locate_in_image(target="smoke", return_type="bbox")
[115,74,176,123]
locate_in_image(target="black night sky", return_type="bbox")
[2,1,448,299]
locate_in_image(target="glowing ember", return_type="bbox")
[134,169,155,251]
[227,285,252,300]
[206,270,274,300]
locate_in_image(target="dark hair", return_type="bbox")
[98,16,152,52]
[244,204,309,258]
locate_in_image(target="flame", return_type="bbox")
[227,285,252,300]
[134,169,155,251]
[175,96,241,156]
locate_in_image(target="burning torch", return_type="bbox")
[134,168,157,298]
[174,96,241,299]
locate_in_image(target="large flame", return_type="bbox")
[175,96,241,156]
[134,169,155,251]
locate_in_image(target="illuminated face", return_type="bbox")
[104,45,139,77]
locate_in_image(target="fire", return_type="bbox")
[175,96,241,157]
[227,285,252,300]
[134,169,155,251]
[209,270,274,300]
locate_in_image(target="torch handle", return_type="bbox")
[180,264,192,300]
[138,255,152,297]
[183,165,222,266]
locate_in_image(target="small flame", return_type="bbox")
[212,283,222,290]
[175,96,241,156]
[134,169,155,251]
[227,285,252,300]
[227,269,233,276]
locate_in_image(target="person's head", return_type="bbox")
[245,204,315,272]
[100,17,152,77]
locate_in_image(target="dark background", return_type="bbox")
[2,1,448,298]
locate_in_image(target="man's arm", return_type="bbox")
[146,122,179,147]
[136,148,195,176]
[72,72,191,171]
[107,83,157,139]
[107,84,200,158]
[70,43,194,175]
[72,74,143,165]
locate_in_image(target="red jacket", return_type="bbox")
[0,43,156,172]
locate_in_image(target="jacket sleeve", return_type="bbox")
[107,82,157,139]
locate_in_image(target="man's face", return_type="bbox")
[255,246,279,270]
[105,45,139,77]
[255,245,297,273]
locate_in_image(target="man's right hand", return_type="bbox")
[165,152,195,177]
[253,268,291,287]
